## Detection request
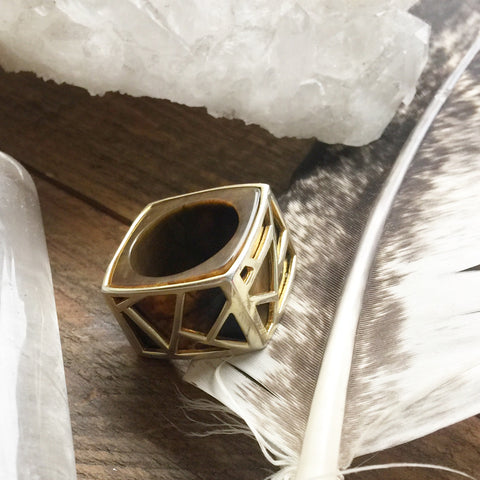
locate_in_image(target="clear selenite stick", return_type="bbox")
[0,152,76,480]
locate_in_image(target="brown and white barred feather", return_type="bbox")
[186,5,480,480]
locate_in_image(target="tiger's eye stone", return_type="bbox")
[131,202,239,277]
[135,294,177,341]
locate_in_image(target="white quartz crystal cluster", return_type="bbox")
[0,1,429,145]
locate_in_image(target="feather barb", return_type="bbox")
[295,32,480,480]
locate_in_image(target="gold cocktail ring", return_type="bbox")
[102,184,296,358]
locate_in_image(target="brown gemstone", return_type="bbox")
[130,201,239,277]
[134,294,177,342]
[182,287,227,335]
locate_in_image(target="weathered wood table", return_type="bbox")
[0,7,479,476]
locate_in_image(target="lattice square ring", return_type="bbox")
[102,184,296,358]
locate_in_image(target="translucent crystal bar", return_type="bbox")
[0,152,76,480]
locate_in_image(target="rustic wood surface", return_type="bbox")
[0,22,479,479]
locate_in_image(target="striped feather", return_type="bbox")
[185,10,480,480]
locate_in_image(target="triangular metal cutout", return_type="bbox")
[182,287,226,335]
[122,313,164,352]
[133,294,176,345]
[240,265,253,283]
[250,245,274,296]
[217,313,247,342]
[256,302,274,329]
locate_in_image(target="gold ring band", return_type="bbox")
[102,184,296,358]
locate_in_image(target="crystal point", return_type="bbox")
[0,152,76,480]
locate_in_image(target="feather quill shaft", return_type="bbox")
[295,33,480,480]
[185,10,480,478]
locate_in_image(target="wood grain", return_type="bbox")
[0,68,313,223]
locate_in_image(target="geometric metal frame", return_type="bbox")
[102,184,296,359]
